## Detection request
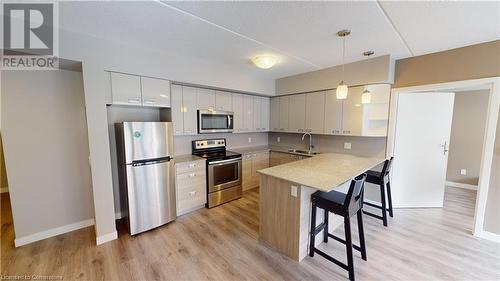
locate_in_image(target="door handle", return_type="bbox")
[441,141,449,155]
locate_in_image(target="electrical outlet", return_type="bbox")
[248,137,252,143]
[291,185,298,197]
[460,169,467,176]
[344,142,352,150]
[277,137,281,143]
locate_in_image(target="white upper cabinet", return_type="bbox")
[215,91,233,111]
[341,86,364,136]
[141,77,171,107]
[232,94,244,133]
[270,98,280,131]
[324,90,343,135]
[361,84,391,136]
[288,94,306,133]
[243,95,254,132]
[110,72,142,105]
[261,97,270,131]
[305,92,325,134]
[278,96,290,132]
[171,85,184,136]
[196,88,216,110]
[182,86,198,135]
[253,97,262,132]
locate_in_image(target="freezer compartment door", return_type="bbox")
[126,160,176,235]
[123,122,174,163]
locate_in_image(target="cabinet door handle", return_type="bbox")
[298,129,303,132]
[189,173,196,177]
[127,98,140,104]
[143,99,155,105]
[189,191,197,196]
[188,163,196,168]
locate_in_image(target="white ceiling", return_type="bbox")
[57,1,500,80]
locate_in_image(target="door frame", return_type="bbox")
[387,77,500,238]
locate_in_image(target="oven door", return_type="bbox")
[198,110,234,134]
[208,158,242,193]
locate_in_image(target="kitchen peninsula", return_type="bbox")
[258,153,383,261]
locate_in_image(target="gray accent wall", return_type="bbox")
[1,70,94,239]
[446,90,489,185]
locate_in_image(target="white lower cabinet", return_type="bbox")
[242,151,270,191]
[175,159,207,216]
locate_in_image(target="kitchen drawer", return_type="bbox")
[176,171,206,191]
[175,160,206,174]
[177,184,206,216]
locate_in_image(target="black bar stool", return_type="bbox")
[363,157,394,227]
[309,174,367,281]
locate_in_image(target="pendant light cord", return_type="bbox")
[342,35,345,82]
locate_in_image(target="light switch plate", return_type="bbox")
[291,185,298,197]
[460,169,467,175]
[344,142,352,150]
[248,137,252,143]
[277,137,281,143]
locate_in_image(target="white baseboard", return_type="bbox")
[478,230,500,243]
[14,219,95,247]
[96,231,118,245]
[445,181,478,190]
[0,187,8,193]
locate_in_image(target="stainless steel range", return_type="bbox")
[192,138,242,208]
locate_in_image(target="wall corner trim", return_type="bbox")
[14,219,95,247]
[478,230,500,243]
[445,181,478,190]
[96,231,118,245]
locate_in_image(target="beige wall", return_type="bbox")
[446,90,489,185]
[484,113,500,234]
[1,70,94,239]
[0,134,7,189]
[394,40,500,236]
[275,55,394,95]
[394,40,500,88]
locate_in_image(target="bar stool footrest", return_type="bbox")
[314,248,349,271]
[327,233,362,252]
[363,201,391,212]
[362,210,384,220]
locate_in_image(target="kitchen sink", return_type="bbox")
[287,149,321,156]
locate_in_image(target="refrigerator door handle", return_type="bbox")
[130,156,172,167]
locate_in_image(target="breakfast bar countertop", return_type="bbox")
[258,153,383,192]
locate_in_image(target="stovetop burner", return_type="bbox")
[191,138,242,162]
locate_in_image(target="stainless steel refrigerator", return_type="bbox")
[116,122,176,235]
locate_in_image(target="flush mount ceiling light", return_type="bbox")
[363,50,374,57]
[361,88,372,104]
[251,55,277,69]
[336,29,350,100]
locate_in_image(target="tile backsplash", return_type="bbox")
[174,132,268,155]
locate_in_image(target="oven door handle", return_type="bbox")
[209,157,242,165]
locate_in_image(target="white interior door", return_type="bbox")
[392,92,455,208]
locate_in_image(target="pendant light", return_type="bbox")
[336,29,350,100]
[361,88,372,104]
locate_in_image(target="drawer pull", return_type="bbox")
[127,98,140,104]
[188,163,196,168]
[189,173,196,177]
[189,191,197,196]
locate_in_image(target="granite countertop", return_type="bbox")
[174,154,205,164]
[258,153,384,192]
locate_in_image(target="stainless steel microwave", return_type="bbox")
[198,109,234,134]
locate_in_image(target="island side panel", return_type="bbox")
[259,174,301,261]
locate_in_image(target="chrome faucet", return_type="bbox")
[301,132,314,153]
